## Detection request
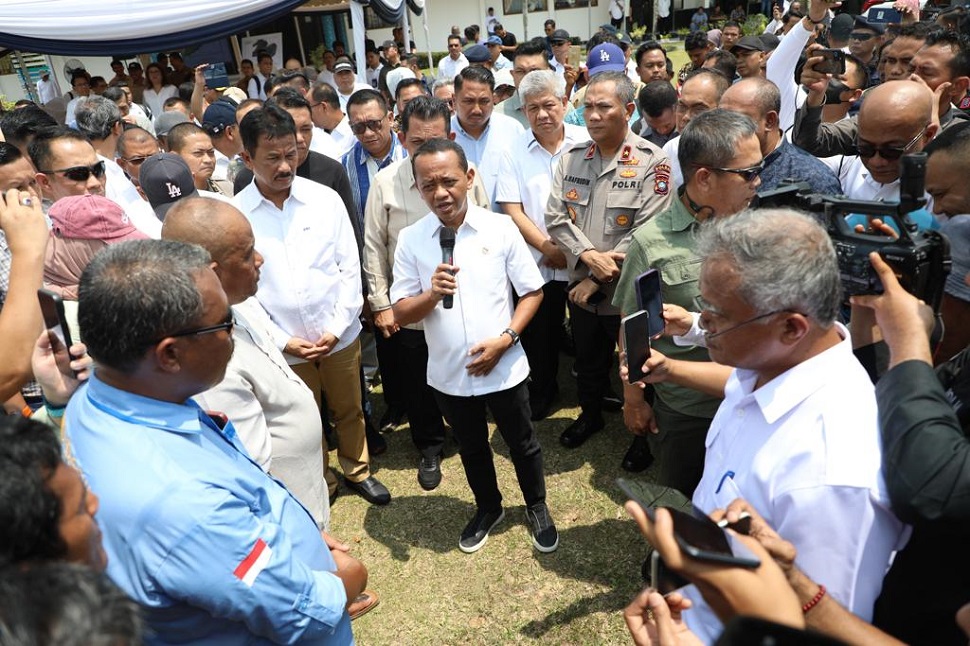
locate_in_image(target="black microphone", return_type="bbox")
[439,227,456,309]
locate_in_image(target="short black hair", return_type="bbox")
[0,141,24,167]
[411,137,468,173]
[637,80,679,118]
[402,96,451,134]
[310,82,341,110]
[685,31,711,52]
[544,19,556,28]
[925,120,970,157]
[395,77,428,101]
[0,416,66,568]
[0,105,56,149]
[28,126,89,173]
[635,40,667,67]
[101,86,126,103]
[924,30,970,79]
[703,49,738,80]
[257,51,273,64]
[163,96,189,111]
[723,20,741,30]
[513,38,552,65]
[166,122,208,153]
[346,88,388,114]
[455,65,495,91]
[239,104,298,155]
[269,86,313,117]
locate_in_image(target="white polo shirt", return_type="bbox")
[99,154,161,238]
[495,123,588,283]
[234,176,363,363]
[390,205,544,397]
[437,54,469,82]
[682,324,909,642]
[451,113,524,208]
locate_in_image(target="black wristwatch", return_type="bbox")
[501,328,520,346]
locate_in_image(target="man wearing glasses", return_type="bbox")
[437,35,469,82]
[847,16,884,88]
[627,208,907,644]
[613,109,762,490]
[65,238,364,644]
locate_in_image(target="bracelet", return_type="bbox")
[501,328,520,346]
[20,404,33,418]
[42,394,67,418]
[802,584,826,614]
[806,14,825,24]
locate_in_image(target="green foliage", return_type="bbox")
[743,13,768,35]
[630,22,649,41]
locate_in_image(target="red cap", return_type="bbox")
[48,194,148,242]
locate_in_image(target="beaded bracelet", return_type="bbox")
[802,584,826,614]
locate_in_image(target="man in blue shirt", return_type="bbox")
[65,239,363,644]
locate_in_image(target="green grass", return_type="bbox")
[330,359,661,644]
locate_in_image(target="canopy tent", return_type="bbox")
[0,0,307,55]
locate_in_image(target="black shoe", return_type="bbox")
[559,415,604,448]
[602,390,623,412]
[459,507,505,553]
[329,488,339,506]
[345,476,391,505]
[622,435,655,473]
[379,408,406,433]
[529,388,559,422]
[417,453,442,491]
[366,419,387,456]
[526,503,559,553]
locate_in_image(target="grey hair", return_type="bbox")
[74,96,122,141]
[518,70,565,102]
[679,109,757,184]
[586,71,635,106]
[696,208,842,326]
[78,239,213,373]
[431,79,454,94]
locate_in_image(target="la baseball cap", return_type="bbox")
[139,153,199,221]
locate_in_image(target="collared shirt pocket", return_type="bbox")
[563,183,590,227]
[658,257,703,305]
[604,188,642,236]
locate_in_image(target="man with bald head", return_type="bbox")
[662,68,730,187]
[841,80,937,202]
[161,196,337,535]
[719,78,840,194]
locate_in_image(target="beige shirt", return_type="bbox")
[363,157,490,326]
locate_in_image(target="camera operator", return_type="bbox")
[853,253,970,645]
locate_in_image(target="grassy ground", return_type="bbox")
[329,356,662,645]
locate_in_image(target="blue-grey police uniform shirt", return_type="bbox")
[65,374,353,645]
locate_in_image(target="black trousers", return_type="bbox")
[568,303,620,419]
[521,280,567,405]
[377,328,446,458]
[433,380,545,512]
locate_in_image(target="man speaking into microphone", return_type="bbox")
[390,139,558,555]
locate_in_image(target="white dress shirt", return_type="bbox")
[99,154,162,238]
[234,176,363,363]
[682,324,909,642]
[309,127,342,160]
[37,77,59,104]
[662,136,683,189]
[337,82,372,112]
[767,19,813,134]
[366,63,383,88]
[437,54,469,82]
[451,112,524,208]
[390,205,544,397]
[328,116,356,158]
[248,73,269,101]
[495,123,588,283]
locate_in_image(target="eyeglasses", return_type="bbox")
[38,160,106,182]
[694,295,800,340]
[856,124,927,161]
[849,31,875,41]
[121,152,161,165]
[701,159,765,182]
[160,312,235,342]
[350,118,386,134]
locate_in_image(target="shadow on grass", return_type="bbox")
[360,494,516,562]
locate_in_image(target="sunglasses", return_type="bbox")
[856,124,927,160]
[849,31,875,41]
[39,160,106,182]
[705,159,765,182]
[350,118,385,135]
[121,152,161,166]
[161,312,235,342]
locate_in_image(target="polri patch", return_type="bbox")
[616,214,630,226]
[565,188,581,201]
[619,169,638,178]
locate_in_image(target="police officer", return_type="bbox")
[545,62,672,469]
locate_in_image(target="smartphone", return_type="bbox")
[634,269,664,338]
[37,288,77,376]
[617,478,761,569]
[202,62,230,89]
[867,7,902,23]
[621,310,651,383]
[814,48,846,75]
[568,45,582,68]
[650,550,691,594]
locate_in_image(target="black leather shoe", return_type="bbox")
[345,476,391,505]
[559,415,604,448]
[366,419,387,456]
[379,408,406,433]
[417,453,442,491]
[622,435,655,472]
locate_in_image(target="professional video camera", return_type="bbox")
[753,153,952,312]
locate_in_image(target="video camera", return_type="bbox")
[753,153,952,312]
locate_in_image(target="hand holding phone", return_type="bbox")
[635,269,665,338]
[37,289,77,377]
[813,48,846,75]
[621,311,652,383]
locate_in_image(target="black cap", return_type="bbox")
[731,35,768,52]
[549,29,571,42]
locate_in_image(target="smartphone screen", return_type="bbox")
[635,269,664,338]
[567,45,581,68]
[38,288,76,376]
[621,310,651,383]
[815,49,846,75]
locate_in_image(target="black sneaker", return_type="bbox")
[417,453,442,491]
[458,507,504,553]
[526,503,559,553]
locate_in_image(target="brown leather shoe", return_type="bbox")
[348,589,380,620]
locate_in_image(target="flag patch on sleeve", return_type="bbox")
[234,538,272,587]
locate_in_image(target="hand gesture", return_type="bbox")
[430,263,459,302]
[466,335,510,376]
[0,187,48,257]
[31,331,92,407]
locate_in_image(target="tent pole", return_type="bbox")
[293,15,307,65]
[422,9,433,78]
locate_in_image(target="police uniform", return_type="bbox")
[545,130,672,427]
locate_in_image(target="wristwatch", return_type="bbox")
[501,328,520,346]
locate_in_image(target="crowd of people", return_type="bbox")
[1,0,969,642]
